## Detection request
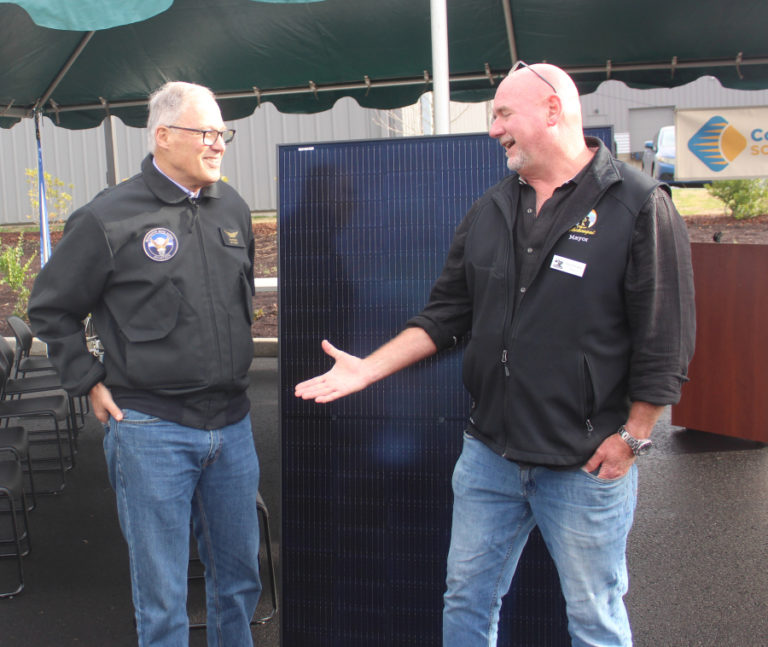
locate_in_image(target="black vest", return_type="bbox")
[462,147,661,466]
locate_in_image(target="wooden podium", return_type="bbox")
[671,242,768,442]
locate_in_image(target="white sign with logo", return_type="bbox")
[676,107,768,180]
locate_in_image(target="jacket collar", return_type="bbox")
[141,154,222,204]
[581,136,623,192]
[492,137,622,207]
[489,136,625,245]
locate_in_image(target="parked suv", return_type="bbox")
[642,125,675,181]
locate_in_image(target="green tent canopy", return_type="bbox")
[2,0,768,130]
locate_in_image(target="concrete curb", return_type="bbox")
[1,336,48,357]
[253,338,278,357]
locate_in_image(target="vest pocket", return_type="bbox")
[582,353,596,427]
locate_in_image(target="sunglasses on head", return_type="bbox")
[510,60,558,95]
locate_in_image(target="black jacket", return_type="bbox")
[408,141,695,466]
[28,156,255,426]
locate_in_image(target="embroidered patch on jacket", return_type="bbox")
[568,209,598,242]
[142,228,179,262]
[219,228,244,247]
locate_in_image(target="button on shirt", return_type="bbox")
[513,171,583,310]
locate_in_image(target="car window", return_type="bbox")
[659,128,675,147]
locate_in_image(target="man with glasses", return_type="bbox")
[29,81,261,646]
[296,63,695,646]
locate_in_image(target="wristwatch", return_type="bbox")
[618,425,653,456]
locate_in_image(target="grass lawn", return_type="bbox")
[672,187,728,217]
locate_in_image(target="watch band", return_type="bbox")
[618,425,653,456]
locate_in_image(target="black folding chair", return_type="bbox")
[0,361,72,494]
[6,316,91,428]
[0,336,79,464]
[0,425,36,511]
[6,316,56,377]
[0,446,32,598]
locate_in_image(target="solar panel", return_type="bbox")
[279,133,568,645]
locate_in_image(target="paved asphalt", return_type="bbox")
[2,356,767,646]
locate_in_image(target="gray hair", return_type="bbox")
[146,81,217,153]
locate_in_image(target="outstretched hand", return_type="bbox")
[294,340,370,403]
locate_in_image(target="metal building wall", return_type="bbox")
[0,97,385,225]
[0,118,110,226]
[6,77,768,226]
[0,118,40,225]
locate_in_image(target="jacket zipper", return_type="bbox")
[497,194,514,458]
[501,203,602,376]
[583,354,596,436]
[192,199,224,380]
[494,171,617,454]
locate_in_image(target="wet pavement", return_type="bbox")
[3,357,767,646]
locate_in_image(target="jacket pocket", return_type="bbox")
[238,270,254,326]
[119,279,207,388]
[461,336,505,436]
[227,270,255,378]
[582,353,596,426]
[121,279,182,342]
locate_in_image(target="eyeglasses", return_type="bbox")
[166,125,236,145]
[509,60,558,95]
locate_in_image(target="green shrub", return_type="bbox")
[0,233,37,318]
[25,168,74,223]
[705,179,768,220]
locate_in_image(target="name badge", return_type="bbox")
[550,255,586,278]
[219,228,244,247]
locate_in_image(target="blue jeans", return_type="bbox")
[103,410,262,647]
[444,433,637,647]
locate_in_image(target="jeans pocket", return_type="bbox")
[118,408,162,425]
[580,466,632,485]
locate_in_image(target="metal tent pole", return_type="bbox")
[34,111,51,266]
[430,0,450,134]
[30,31,95,266]
[100,99,119,187]
[502,0,519,64]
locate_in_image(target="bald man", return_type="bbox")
[295,64,695,646]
